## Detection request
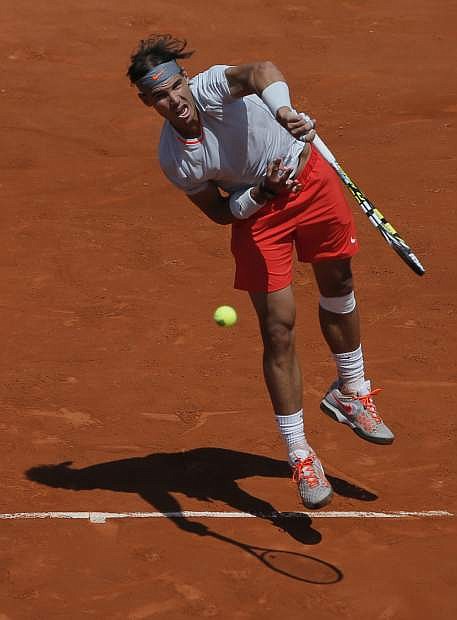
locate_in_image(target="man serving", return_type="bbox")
[127,34,394,510]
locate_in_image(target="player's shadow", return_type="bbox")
[25,447,376,546]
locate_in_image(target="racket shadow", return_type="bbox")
[206,530,343,584]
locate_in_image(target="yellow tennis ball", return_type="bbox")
[213,305,237,327]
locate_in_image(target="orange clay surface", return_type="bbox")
[1,1,456,618]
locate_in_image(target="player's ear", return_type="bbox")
[181,69,189,81]
[138,92,154,107]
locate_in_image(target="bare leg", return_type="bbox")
[250,285,334,508]
[249,285,302,415]
[314,260,394,443]
[312,258,360,354]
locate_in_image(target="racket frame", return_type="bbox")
[303,128,426,276]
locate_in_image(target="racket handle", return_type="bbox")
[298,112,337,165]
[311,134,337,166]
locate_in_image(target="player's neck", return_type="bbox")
[171,117,202,140]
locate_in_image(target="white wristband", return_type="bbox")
[229,187,265,220]
[261,81,292,117]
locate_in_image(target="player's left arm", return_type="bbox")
[225,62,284,98]
[225,62,315,141]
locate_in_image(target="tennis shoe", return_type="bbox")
[320,380,394,444]
[290,450,333,509]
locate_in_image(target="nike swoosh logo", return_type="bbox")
[350,237,357,244]
[151,70,164,81]
[335,398,353,414]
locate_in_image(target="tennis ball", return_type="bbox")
[213,305,237,327]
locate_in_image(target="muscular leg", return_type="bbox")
[312,258,360,355]
[249,285,302,414]
[314,258,395,443]
[250,285,333,507]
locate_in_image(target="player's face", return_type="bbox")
[138,73,198,132]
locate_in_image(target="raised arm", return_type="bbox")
[225,61,286,98]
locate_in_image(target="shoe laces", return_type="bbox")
[292,455,327,489]
[358,388,382,423]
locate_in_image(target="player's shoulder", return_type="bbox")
[158,122,178,162]
[158,123,200,173]
[158,125,209,194]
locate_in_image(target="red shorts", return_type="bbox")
[231,146,359,292]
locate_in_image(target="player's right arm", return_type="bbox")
[186,182,235,225]
[186,182,276,225]
[186,161,302,225]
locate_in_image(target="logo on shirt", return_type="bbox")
[350,237,357,244]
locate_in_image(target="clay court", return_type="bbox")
[1,0,456,617]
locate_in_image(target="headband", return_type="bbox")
[135,60,181,92]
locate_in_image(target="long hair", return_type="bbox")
[127,34,194,83]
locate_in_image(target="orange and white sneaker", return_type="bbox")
[320,380,395,445]
[290,450,333,509]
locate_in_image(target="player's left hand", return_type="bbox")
[277,108,316,142]
[262,158,303,195]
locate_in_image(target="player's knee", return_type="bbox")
[339,269,354,295]
[314,259,354,297]
[325,268,353,296]
[319,291,356,314]
[261,319,295,357]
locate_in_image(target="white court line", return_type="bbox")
[0,510,453,523]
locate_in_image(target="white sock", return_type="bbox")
[333,344,366,394]
[275,409,310,463]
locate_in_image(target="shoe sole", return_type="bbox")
[320,400,394,445]
[300,487,333,510]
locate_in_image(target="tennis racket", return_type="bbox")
[301,118,426,276]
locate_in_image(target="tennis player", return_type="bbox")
[126,34,394,509]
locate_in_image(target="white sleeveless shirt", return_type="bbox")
[158,65,304,196]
